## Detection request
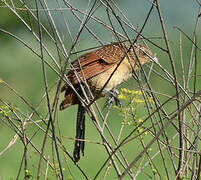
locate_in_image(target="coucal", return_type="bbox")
[60,42,158,162]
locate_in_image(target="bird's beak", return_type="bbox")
[151,56,158,64]
[151,53,158,64]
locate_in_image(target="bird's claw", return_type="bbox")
[103,89,122,109]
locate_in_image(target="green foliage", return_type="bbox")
[116,88,154,136]
[25,169,33,179]
[67,175,74,180]
[0,104,11,117]
[54,163,65,176]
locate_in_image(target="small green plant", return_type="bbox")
[67,175,74,180]
[52,163,65,177]
[25,169,33,179]
[116,88,154,136]
[0,104,11,117]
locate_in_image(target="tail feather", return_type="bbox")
[73,104,86,162]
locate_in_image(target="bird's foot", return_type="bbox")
[103,89,122,109]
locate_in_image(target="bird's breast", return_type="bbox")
[88,58,134,93]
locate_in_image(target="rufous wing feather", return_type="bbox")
[94,42,126,64]
[63,43,127,87]
[67,60,114,85]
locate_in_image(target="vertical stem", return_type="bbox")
[155,0,183,178]
[35,0,64,179]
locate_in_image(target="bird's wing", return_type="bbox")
[62,43,128,89]
[94,42,127,64]
[72,42,126,66]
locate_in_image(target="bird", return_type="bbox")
[59,41,158,162]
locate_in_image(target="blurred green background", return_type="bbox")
[0,0,201,179]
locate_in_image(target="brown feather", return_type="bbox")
[60,42,156,109]
[60,42,157,163]
[67,60,114,85]
[94,42,126,64]
[63,42,127,88]
[59,89,79,110]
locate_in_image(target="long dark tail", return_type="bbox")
[73,104,86,163]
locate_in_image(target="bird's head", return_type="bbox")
[125,43,158,66]
[134,44,158,65]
